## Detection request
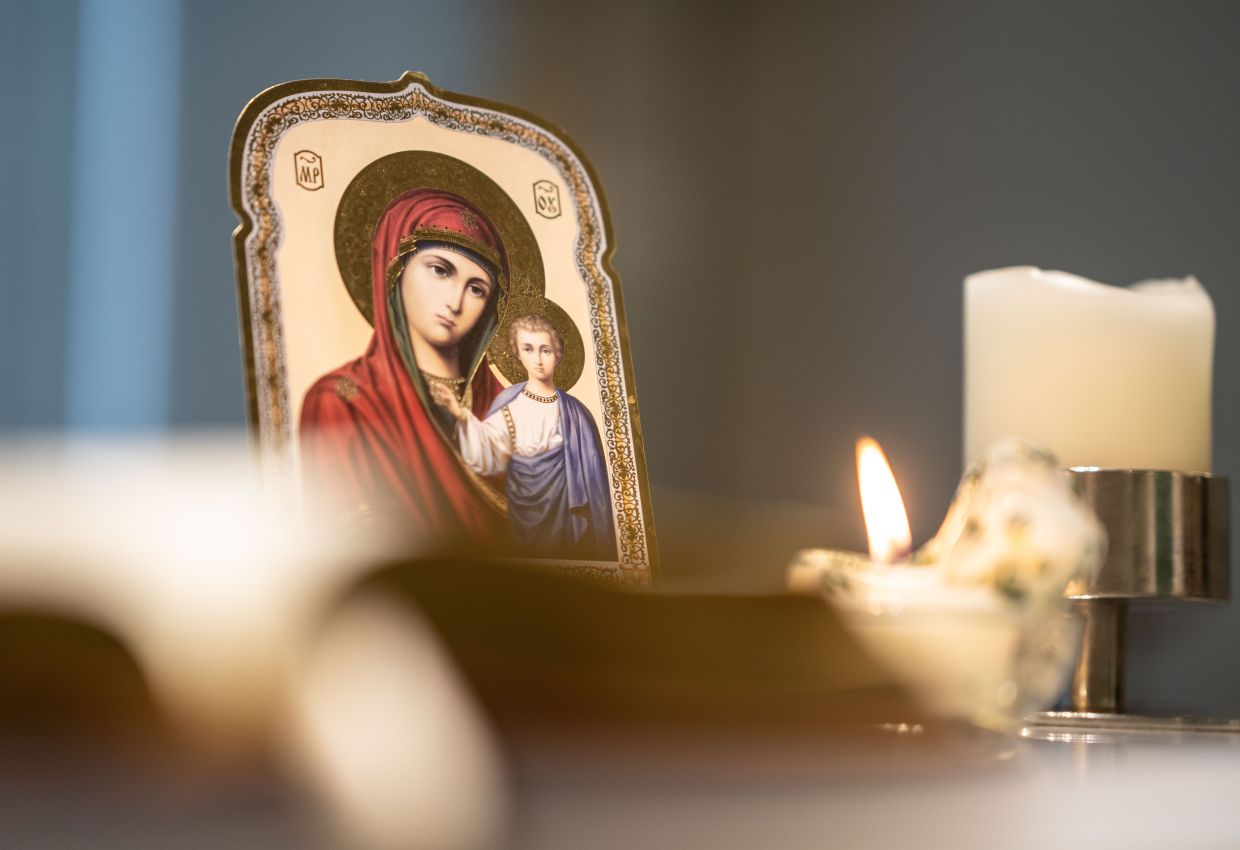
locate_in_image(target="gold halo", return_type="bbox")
[334,150,545,323]
[490,297,586,391]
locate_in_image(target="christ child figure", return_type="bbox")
[430,314,616,560]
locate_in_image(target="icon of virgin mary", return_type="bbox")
[233,80,654,579]
[299,187,513,546]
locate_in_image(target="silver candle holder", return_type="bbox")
[1031,468,1230,726]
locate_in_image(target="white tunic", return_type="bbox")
[457,392,563,475]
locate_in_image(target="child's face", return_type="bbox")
[516,329,560,384]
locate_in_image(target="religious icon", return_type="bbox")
[230,73,655,582]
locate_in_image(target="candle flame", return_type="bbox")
[856,437,912,562]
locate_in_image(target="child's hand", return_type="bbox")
[429,382,466,422]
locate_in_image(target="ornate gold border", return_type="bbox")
[229,72,657,582]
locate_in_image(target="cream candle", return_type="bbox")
[965,266,1214,472]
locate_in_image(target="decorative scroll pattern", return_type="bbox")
[238,81,650,575]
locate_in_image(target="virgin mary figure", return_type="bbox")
[299,188,511,548]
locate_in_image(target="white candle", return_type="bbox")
[965,266,1214,472]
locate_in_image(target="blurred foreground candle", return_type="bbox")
[965,266,1214,472]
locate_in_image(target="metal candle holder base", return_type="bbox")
[1039,468,1229,720]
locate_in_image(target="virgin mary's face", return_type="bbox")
[399,247,495,350]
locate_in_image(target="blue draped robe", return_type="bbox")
[486,383,616,560]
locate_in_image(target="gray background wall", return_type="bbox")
[3,0,1239,715]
